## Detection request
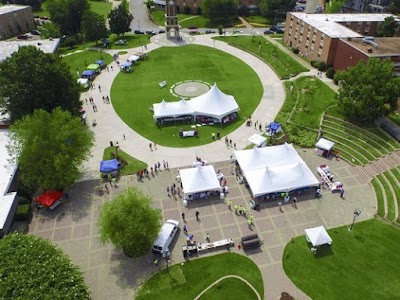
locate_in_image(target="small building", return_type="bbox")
[0,5,36,40]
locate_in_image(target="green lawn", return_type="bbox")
[103,147,147,175]
[283,219,400,300]
[136,253,263,300]
[62,49,113,77]
[388,112,400,126]
[274,76,338,147]
[110,45,263,147]
[244,15,270,26]
[200,278,259,300]
[89,0,112,19]
[371,177,385,217]
[214,36,308,79]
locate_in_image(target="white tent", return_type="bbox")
[315,138,335,151]
[234,143,320,197]
[179,165,221,195]
[247,133,267,147]
[77,78,89,88]
[153,83,239,121]
[153,99,195,119]
[305,226,332,247]
[127,55,140,62]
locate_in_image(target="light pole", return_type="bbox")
[349,208,361,231]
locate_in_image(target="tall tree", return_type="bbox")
[377,16,399,37]
[0,46,81,121]
[47,0,90,35]
[8,108,94,194]
[108,3,133,37]
[202,0,238,25]
[335,59,400,123]
[259,0,295,22]
[81,11,109,43]
[98,187,162,257]
[388,0,400,14]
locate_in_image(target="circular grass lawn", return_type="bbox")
[136,253,264,300]
[110,45,263,147]
[283,219,400,300]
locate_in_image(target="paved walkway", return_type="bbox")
[80,34,285,180]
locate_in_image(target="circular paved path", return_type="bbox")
[80,34,285,180]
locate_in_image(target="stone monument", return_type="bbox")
[165,0,180,39]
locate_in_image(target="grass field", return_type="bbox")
[244,15,270,26]
[136,253,263,300]
[36,1,111,19]
[62,49,113,77]
[110,45,263,147]
[103,147,147,176]
[214,36,308,79]
[151,10,211,28]
[283,219,400,300]
[275,76,338,146]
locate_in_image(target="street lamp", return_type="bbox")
[163,249,170,273]
[349,208,361,231]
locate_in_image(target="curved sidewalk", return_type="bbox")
[80,34,285,179]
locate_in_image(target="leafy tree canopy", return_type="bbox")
[108,4,133,36]
[388,0,400,14]
[259,0,295,21]
[377,16,400,37]
[335,58,400,123]
[0,46,81,122]
[8,108,94,194]
[202,0,238,26]
[0,233,90,299]
[81,10,109,43]
[47,0,90,35]
[98,187,162,257]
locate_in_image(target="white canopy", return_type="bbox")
[305,226,332,247]
[77,78,89,87]
[315,138,335,151]
[179,165,221,195]
[127,55,140,62]
[153,83,239,121]
[153,99,195,119]
[247,133,267,147]
[235,143,319,197]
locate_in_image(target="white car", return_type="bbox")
[152,219,179,254]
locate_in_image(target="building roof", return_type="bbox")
[340,37,400,57]
[0,4,30,15]
[290,12,395,38]
[0,39,60,62]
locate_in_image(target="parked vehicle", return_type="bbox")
[158,29,166,34]
[188,26,198,29]
[152,219,179,255]
[17,34,30,40]
[264,29,274,34]
[31,30,41,35]
[205,30,216,34]
[115,39,127,45]
[146,30,156,35]
[134,30,144,34]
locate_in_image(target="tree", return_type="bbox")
[108,3,133,36]
[41,22,61,38]
[202,0,238,26]
[335,59,400,123]
[388,0,400,14]
[8,108,94,194]
[0,233,90,299]
[81,11,109,43]
[98,187,162,257]
[0,46,81,121]
[377,16,399,37]
[47,0,90,35]
[218,24,224,35]
[259,0,295,22]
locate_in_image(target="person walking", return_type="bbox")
[229,139,232,147]
[205,233,210,243]
[225,137,228,146]
[149,143,153,151]
[183,224,188,234]
[292,197,298,208]
[123,134,126,140]
[167,187,170,197]
[182,212,186,222]
[340,188,345,199]
[104,183,109,193]
[227,199,232,210]
[278,201,283,212]
[195,210,200,221]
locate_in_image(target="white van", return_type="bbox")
[152,219,179,254]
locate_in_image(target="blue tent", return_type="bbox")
[100,159,119,173]
[95,60,105,67]
[267,122,281,131]
[120,61,132,67]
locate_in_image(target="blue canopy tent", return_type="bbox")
[120,61,133,73]
[100,159,119,173]
[95,60,105,68]
[266,122,282,136]
[81,70,95,80]
[120,61,132,67]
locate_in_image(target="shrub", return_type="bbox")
[15,204,32,221]
[0,234,90,299]
[196,7,202,15]
[292,48,299,54]
[326,67,335,79]
[317,61,326,71]
[184,6,191,14]
[310,60,318,68]
[17,196,31,205]
[63,37,78,49]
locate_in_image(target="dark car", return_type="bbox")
[264,29,274,34]
[31,29,41,35]
[17,34,30,40]
[188,26,198,29]
[276,28,285,33]
[134,30,144,34]
[205,30,216,34]
[146,30,156,35]
[158,29,166,34]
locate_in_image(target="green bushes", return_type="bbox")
[15,204,32,221]
[292,48,299,54]
[326,67,335,79]
[310,60,326,71]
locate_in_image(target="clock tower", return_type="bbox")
[165,0,180,39]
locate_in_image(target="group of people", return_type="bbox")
[136,160,170,182]
[167,182,182,198]
[246,118,263,132]
[224,137,236,149]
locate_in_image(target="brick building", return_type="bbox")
[283,12,400,69]
[0,5,35,40]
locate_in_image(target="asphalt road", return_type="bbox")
[129,0,160,31]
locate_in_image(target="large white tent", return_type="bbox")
[153,83,239,122]
[305,226,332,247]
[234,143,319,197]
[179,165,221,195]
